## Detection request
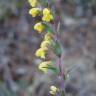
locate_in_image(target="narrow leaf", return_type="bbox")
[48,66,59,74]
[54,41,61,57]
[43,65,59,74]
[57,22,61,34]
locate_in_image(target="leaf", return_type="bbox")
[54,41,61,57]
[41,0,48,6]
[48,66,59,74]
[61,90,65,96]
[43,65,59,74]
[57,21,61,34]
[43,22,53,33]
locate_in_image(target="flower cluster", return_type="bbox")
[28,0,53,33]
[35,32,52,59]
[35,32,52,73]
[28,0,63,96]
[28,0,54,74]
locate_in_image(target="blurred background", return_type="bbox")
[0,0,96,96]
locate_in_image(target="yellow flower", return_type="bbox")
[29,8,41,17]
[35,47,47,59]
[40,40,51,48]
[44,32,52,41]
[34,22,44,33]
[42,8,53,22]
[38,61,51,73]
[43,8,51,15]
[42,14,53,22]
[28,0,38,7]
[49,86,58,95]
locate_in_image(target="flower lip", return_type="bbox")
[49,86,58,95]
[38,61,51,73]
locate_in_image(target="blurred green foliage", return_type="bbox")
[0,0,25,20]
[0,81,16,96]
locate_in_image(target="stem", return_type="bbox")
[58,57,62,76]
[58,45,66,96]
[51,19,66,96]
[58,56,65,77]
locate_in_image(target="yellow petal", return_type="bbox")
[43,8,50,15]
[29,8,40,17]
[38,61,51,73]
[34,22,44,33]
[35,48,46,59]
[49,86,58,95]
[49,91,55,95]
[42,8,53,22]
[40,40,51,48]
[44,32,52,41]
[42,14,53,22]
[50,86,58,92]
[28,0,38,7]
